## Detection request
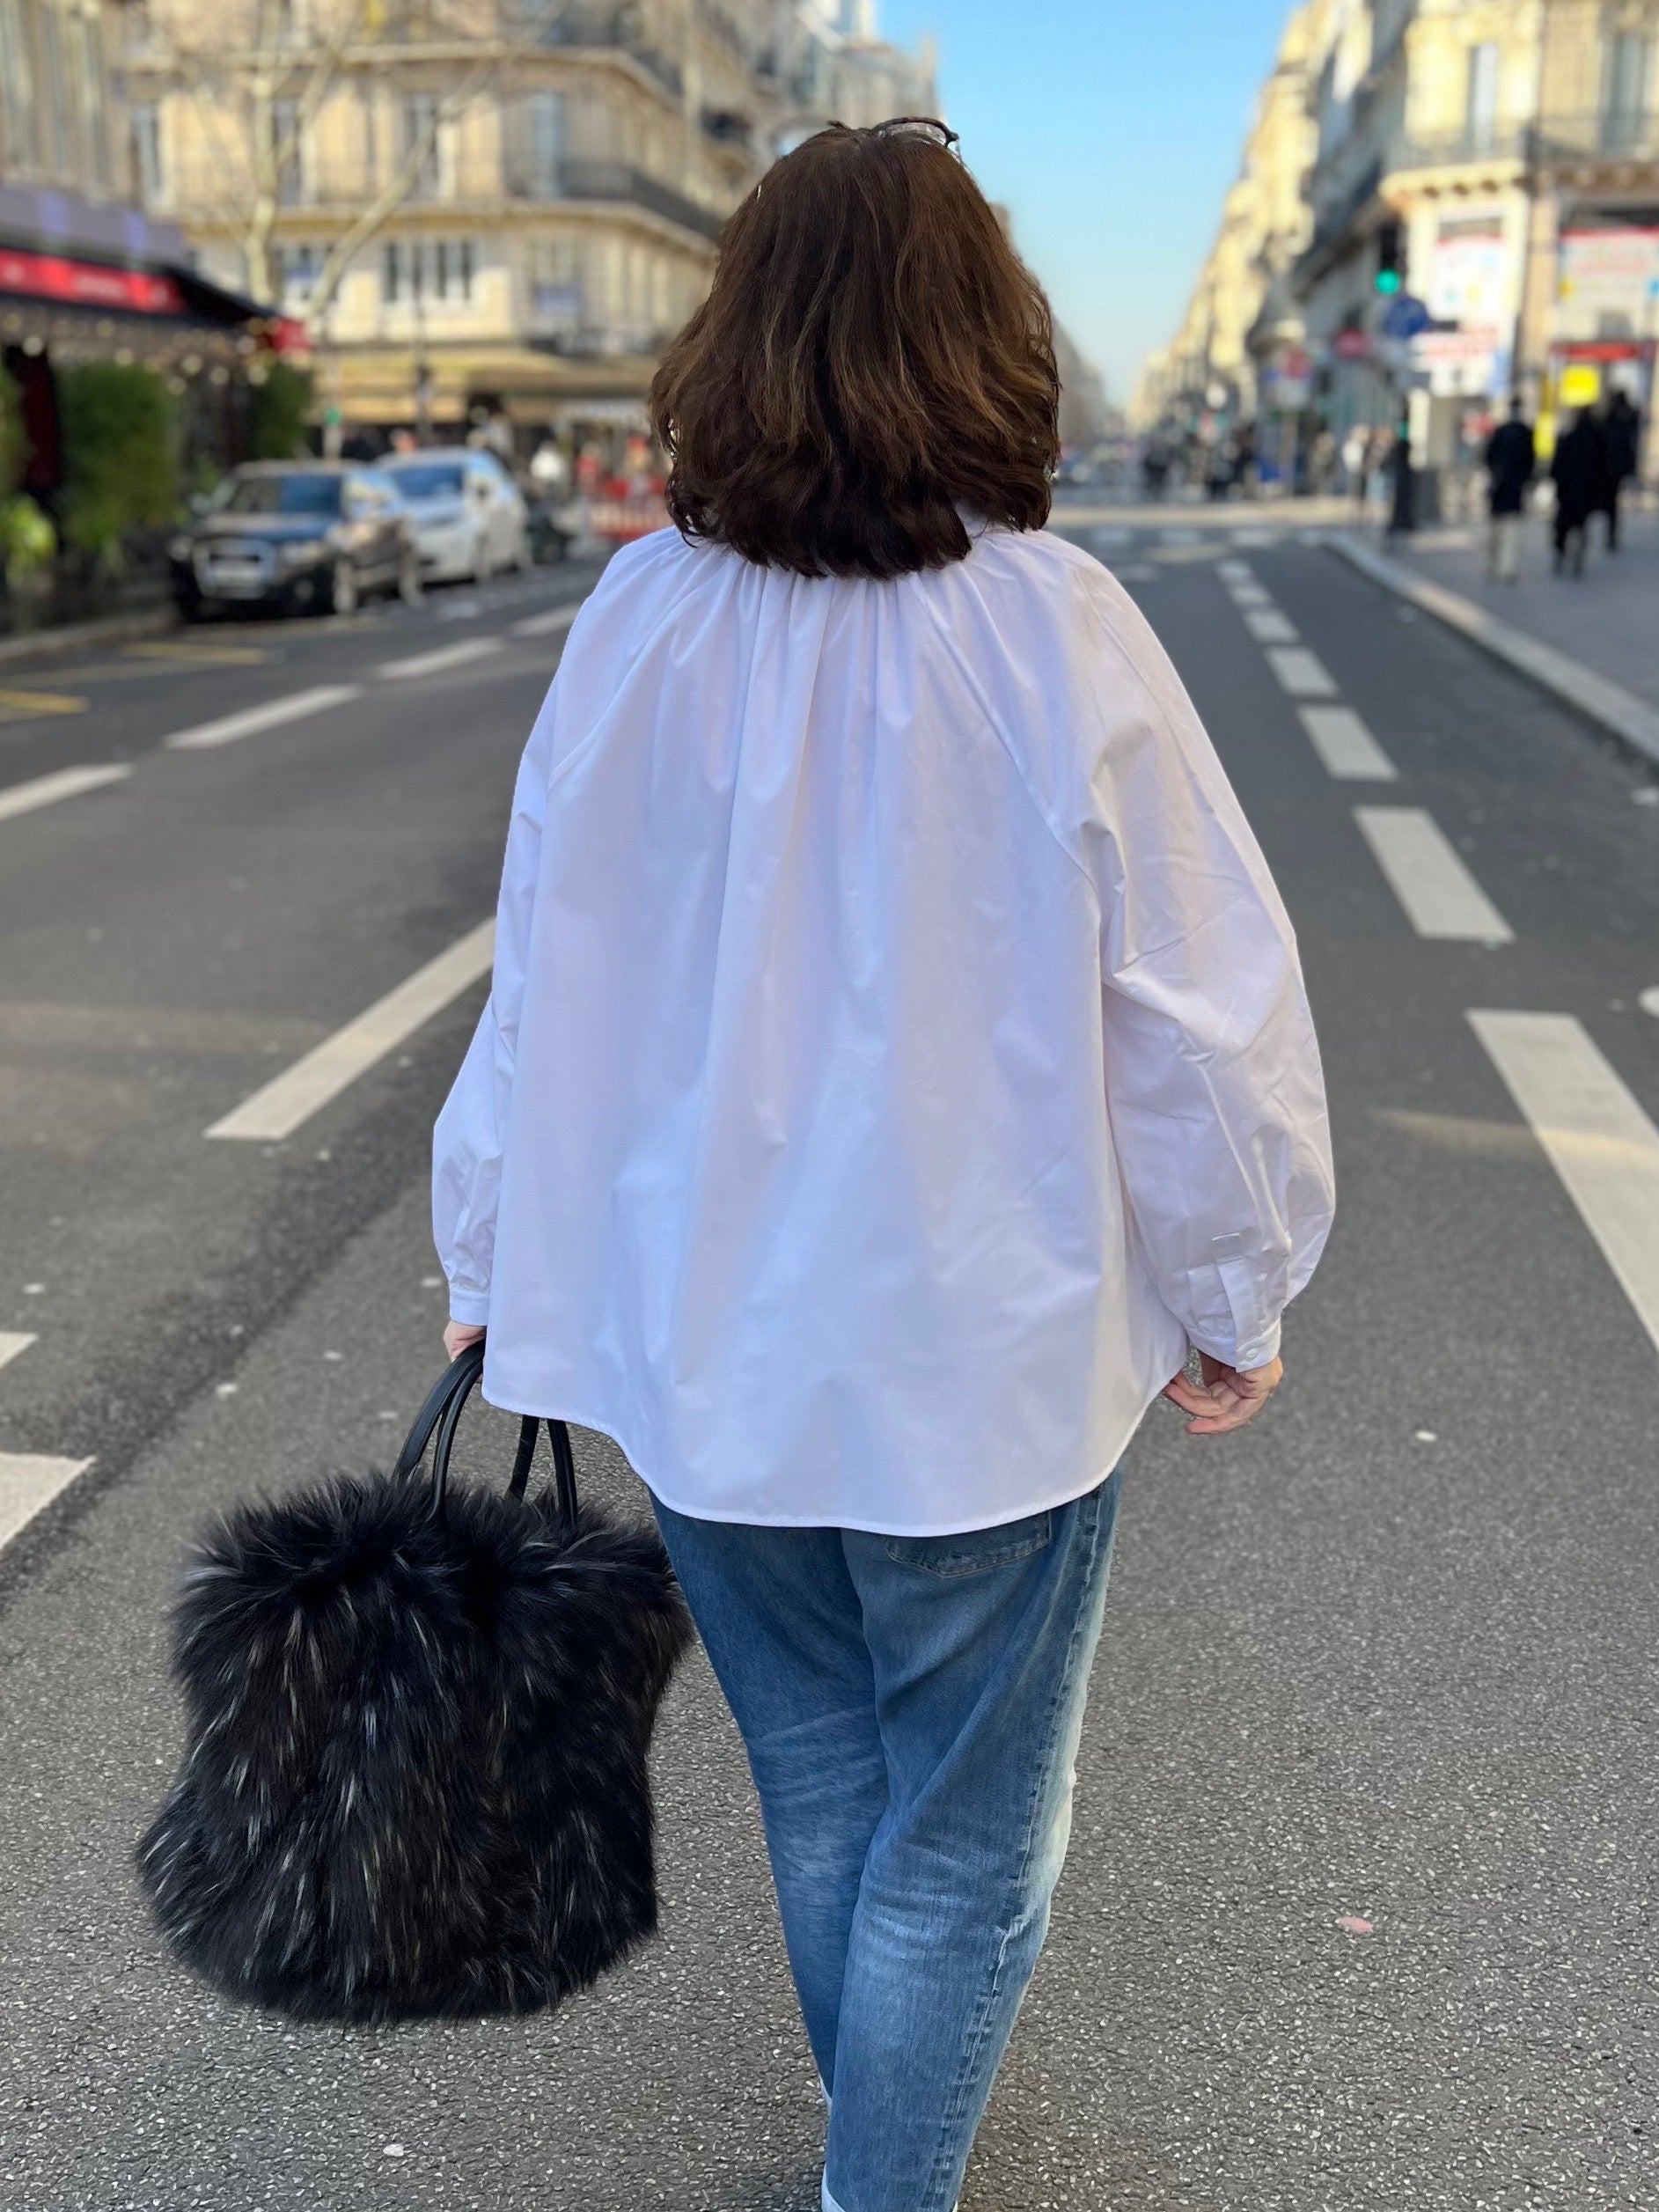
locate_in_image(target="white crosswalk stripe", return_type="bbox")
[0,1332,37,1372]
[206,920,495,1141]
[164,686,362,751]
[511,603,581,639]
[378,638,503,680]
[1244,608,1299,643]
[1299,706,1398,781]
[0,762,131,824]
[1266,646,1340,699]
[0,1453,94,1552]
[1468,1010,1659,1356]
[1354,807,1514,942]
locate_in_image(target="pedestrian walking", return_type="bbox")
[1551,408,1610,577]
[1484,396,1535,583]
[432,119,1334,2212]
[1597,389,1641,551]
[1384,416,1416,537]
[1342,423,1369,509]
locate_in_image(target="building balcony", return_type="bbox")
[245,161,728,245]
[503,158,727,241]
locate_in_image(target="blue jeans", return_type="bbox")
[650,1469,1122,2212]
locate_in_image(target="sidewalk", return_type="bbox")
[1332,503,1659,768]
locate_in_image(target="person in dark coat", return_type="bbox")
[1597,392,1641,551]
[1550,410,1611,577]
[1484,398,1535,581]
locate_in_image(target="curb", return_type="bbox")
[1328,533,1659,772]
[0,600,176,667]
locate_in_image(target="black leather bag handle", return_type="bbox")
[393,1340,578,1530]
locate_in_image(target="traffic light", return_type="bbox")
[1375,222,1405,296]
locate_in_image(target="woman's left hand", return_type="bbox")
[444,1321,487,1361]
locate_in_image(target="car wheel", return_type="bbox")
[397,549,423,606]
[328,560,359,617]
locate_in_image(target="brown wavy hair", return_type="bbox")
[650,122,1060,581]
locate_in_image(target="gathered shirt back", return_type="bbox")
[433,524,1334,1535]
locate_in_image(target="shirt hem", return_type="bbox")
[476,1374,1159,1539]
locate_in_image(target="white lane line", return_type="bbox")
[206,920,495,1141]
[1469,1010,1659,1356]
[1244,608,1299,644]
[0,1332,36,1372]
[1159,527,1200,546]
[1299,706,1399,782]
[1226,581,1274,609]
[1217,560,1255,583]
[1266,646,1340,699]
[1112,563,1160,584]
[0,1453,93,1552]
[511,603,581,640]
[1231,529,1281,547]
[164,685,362,752]
[0,762,131,824]
[1354,807,1514,943]
[378,637,503,680]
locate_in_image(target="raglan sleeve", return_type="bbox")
[1076,583,1336,1370]
[430,681,560,1326]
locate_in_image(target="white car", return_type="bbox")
[382,448,532,584]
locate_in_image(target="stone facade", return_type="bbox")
[123,0,936,443]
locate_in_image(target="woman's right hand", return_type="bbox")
[444,1320,487,1362]
[1163,1352,1282,1437]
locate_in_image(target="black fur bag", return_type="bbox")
[137,1342,693,2023]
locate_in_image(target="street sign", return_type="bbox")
[1380,293,1432,341]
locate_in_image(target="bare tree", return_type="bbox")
[128,0,580,319]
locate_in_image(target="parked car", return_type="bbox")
[381,447,532,584]
[170,463,420,619]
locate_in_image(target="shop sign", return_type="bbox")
[1557,227,1659,342]
[1430,223,1511,329]
[0,246,184,315]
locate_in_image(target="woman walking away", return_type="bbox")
[1551,408,1609,576]
[433,121,1334,2212]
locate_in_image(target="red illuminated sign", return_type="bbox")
[0,246,185,315]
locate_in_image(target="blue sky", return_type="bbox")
[877,0,1295,403]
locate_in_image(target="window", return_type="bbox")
[39,0,74,177]
[73,7,110,187]
[0,0,40,167]
[1604,30,1653,151]
[527,234,583,327]
[1464,41,1498,152]
[402,92,440,197]
[381,238,475,306]
[524,90,564,197]
[272,96,304,204]
[131,99,162,203]
[277,241,320,302]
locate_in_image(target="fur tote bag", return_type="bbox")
[136,1341,693,2024]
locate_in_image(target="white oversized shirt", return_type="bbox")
[433,523,1334,1535]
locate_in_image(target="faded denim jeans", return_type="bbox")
[651,1468,1122,2212]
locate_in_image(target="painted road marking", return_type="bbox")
[1226,581,1274,608]
[1266,646,1340,699]
[0,762,132,824]
[164,684,362,751]
[125,640,267,665]
[1244,608,1299,644]
[1354,807,1514,942]
[206,919,495,1141]
[1159,527,1200,546]
[1112,564,1160,584]
[1217,560,1255,583]
[1468,1010,1659,1356]
[0,1333,36,1373]
[511,602,582,639]
[378,637,503,679]
[0,1452,93,1552]
[1299,706,1399,781]
[1641,986,1659,1019]
[0,686,86,716]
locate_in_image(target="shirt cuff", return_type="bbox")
[1187,1316,1281,1371]
[447,1288,492,1326]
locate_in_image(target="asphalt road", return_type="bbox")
[1,518,1655,2212]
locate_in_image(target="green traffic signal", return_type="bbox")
[1375,268,1403,295]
